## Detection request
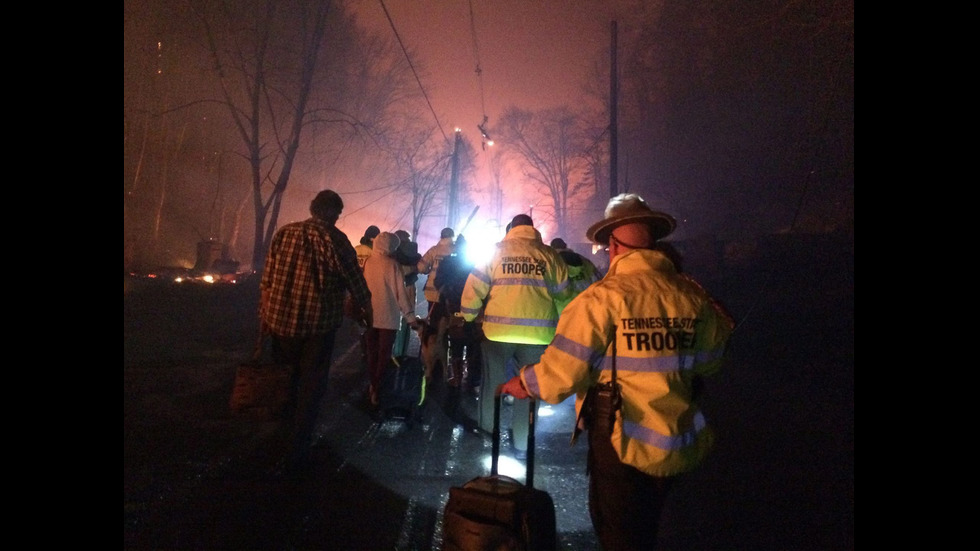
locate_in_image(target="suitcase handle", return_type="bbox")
[465,474,522,489]
[491,387,537,487]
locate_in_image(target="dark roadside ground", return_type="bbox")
[123,234,853,550]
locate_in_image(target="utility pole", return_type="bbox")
[610,20,619,198]
[447,128,462,230]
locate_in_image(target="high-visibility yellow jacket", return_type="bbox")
[354,243,372,270]
[418,237,455,303]
[555,251,602,312]
[520,248,734,476]
[460,225,572,344]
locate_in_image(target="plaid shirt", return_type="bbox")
[260,217,370,337]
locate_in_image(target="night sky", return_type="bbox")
[124,0,852,272]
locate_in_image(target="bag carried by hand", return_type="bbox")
[229,327,294,421]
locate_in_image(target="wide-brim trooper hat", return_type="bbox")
[585,193,676,246]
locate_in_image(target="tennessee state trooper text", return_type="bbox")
[501,256,546,276]
[621,316,702,351]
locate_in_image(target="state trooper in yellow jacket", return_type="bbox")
[460,214,572,455]
[500,194,734,551]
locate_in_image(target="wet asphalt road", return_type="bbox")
[123,234,854,550]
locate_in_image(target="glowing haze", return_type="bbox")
[346,0,628,251]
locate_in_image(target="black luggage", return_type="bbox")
[377,325,426,427]
[229,328,293,421]
[441,391,557,550]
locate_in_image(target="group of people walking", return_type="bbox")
[257,188,733,550]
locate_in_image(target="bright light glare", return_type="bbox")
[537,404,555,417]
[463,241,494,266]
[481,454,527,480]
[461,222,502,266]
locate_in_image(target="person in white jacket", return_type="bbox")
[362,232,421,406]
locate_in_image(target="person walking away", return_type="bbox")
[418,227,456,319]
[417,228,456,370]
[259,189,372,475]
[350,224,380,359]
[362,232,422,407]
[460,214,572,458]
[355,225,380,269]
[550,237,601,311]
[433,235,481,390]
[394,229,422,303]
[392,229,422,357]
[499,193,735,550]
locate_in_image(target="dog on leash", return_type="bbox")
[417,316,448,381]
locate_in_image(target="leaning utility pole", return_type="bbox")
[447,128,462,230]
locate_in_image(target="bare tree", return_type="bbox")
[124,13,209,270]
[191,0,421,271]
[384,127,452,240]
[371,122,480,243]
[125,0,436,271]
[579,121,612,223]
[485,144,506,233]
[192,0,334,270]
[493,106,595,239]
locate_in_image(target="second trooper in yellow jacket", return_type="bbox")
[461,214,572,455]
[550,237,602,312]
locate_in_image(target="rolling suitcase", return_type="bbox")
[377,324,426,427]
[441,390,557,551]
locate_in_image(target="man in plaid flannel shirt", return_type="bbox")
[260,189,372,474]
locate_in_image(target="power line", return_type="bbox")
[468,0,488,122]
[378,0,450,146]
[468,0,492,148]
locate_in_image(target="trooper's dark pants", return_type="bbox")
[447,320,483,385]
[478,340,546,451]
[587,426,677,551]
[270,329,337,467]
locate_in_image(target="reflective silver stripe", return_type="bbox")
[471,269,491,285]
[622,411,707,451]
[461,305,481,316]
[525,365,542,395]
[483,276,568,296]
[483,315,557,327]
[526,335,602,395]
[493,277,548,287]
[551,334,604,366]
